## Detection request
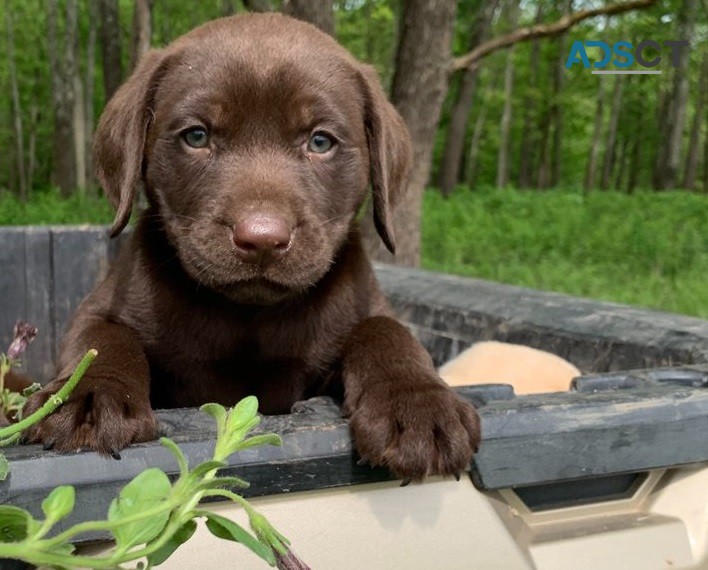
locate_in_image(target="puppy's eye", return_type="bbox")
[307,132,335,154]
[182,127,209,149]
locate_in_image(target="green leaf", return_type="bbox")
[108,468,171,549]
[146,519,197,567]
[235,433,282,451]
[198,475,250,490]
[4,390,26,412]
[189,459,227,480]
[42,486,75,523]
[160,437,188,477]
[204,512,275,566]
[22,382,41,397]
[0,505,33,542]
[248,511,289,555]
[226,397,259,437]
[200,403,227,432]
[0,453,9,480]
[48,541,76,557]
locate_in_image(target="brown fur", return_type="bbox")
[24,14,479,479]
[4,369,33,394]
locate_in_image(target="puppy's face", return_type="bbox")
[145,34,368,303]
[95,15,411,304]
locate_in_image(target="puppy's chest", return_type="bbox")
[147,308,341,372]
[146,311,345,411]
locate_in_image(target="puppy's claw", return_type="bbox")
[42,440,55,451]
[18,435,29,445]
[454,472,461,482]
[110,449,122,461]
[399,478,412,487]
[356,457,368,466]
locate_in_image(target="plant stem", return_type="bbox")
[0,349,97,440]
[0,357,10,394]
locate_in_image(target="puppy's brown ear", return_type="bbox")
[94,50,169,237]
[357,65,412,254]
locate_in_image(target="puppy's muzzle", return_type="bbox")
[231,213,293,265]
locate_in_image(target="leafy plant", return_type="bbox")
[0,321,41,423]
[0,322,306,567]
[0,396,307,569]
[0,349,97,479]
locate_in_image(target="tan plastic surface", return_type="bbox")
[439,341,581,394]
[76,465,708,569]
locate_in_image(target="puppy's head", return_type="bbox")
[94,14,411,304]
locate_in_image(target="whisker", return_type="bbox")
[315,214,349,229]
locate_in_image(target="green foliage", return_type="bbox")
[0,189,113,225]
[435,0,707,191]
[108,468,173,552]
[0,349,97,477]
[335,0,397,85]
[0,397,294,569]
[422,187,708,318]
[0,373,41,426]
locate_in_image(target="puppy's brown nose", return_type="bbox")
[232,214,292,264]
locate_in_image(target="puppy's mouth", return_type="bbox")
[213,277,297,305]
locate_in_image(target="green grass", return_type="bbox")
[422,187,708,318]
[0,190,113,226]
[2,187,707,319]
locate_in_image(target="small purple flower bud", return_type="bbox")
[6,321,38,361]
[275,547,311,570]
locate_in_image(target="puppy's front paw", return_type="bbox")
[346,378,480,480]
[23,378,159,455]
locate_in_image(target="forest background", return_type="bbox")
[1,0,707,316]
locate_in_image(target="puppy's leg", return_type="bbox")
[23,319,158,454]
[342,315,480,480]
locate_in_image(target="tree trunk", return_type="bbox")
[704,122,708,193]
[537,107,552,188]
[73,71,87,191]
[613,136,629,190]
[242,0,273,12]
[71,0,86,192]
[222,0,237,15]
[651,82,671,189]
[496,0,520,189]
[362,0,458,266]
[517,2,543,189]
[626,134,641,194]
[626,84,643,194]
[437,0,499,196]
[584,79,605,191]
[27,105,39,193]
[656,0,695,189]
[683,54,707,190]
[600,75,624,190]
[99,0,123,101]
[131,0,153,70]
[550,0,573,188]
[364,0,374,62]
[282,0,334,36]
[84,0,98,192]
[466,98,490,188]
[48,0,78,196]
[5,0,27,201]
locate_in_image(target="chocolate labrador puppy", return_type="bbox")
[25,13,480,479]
